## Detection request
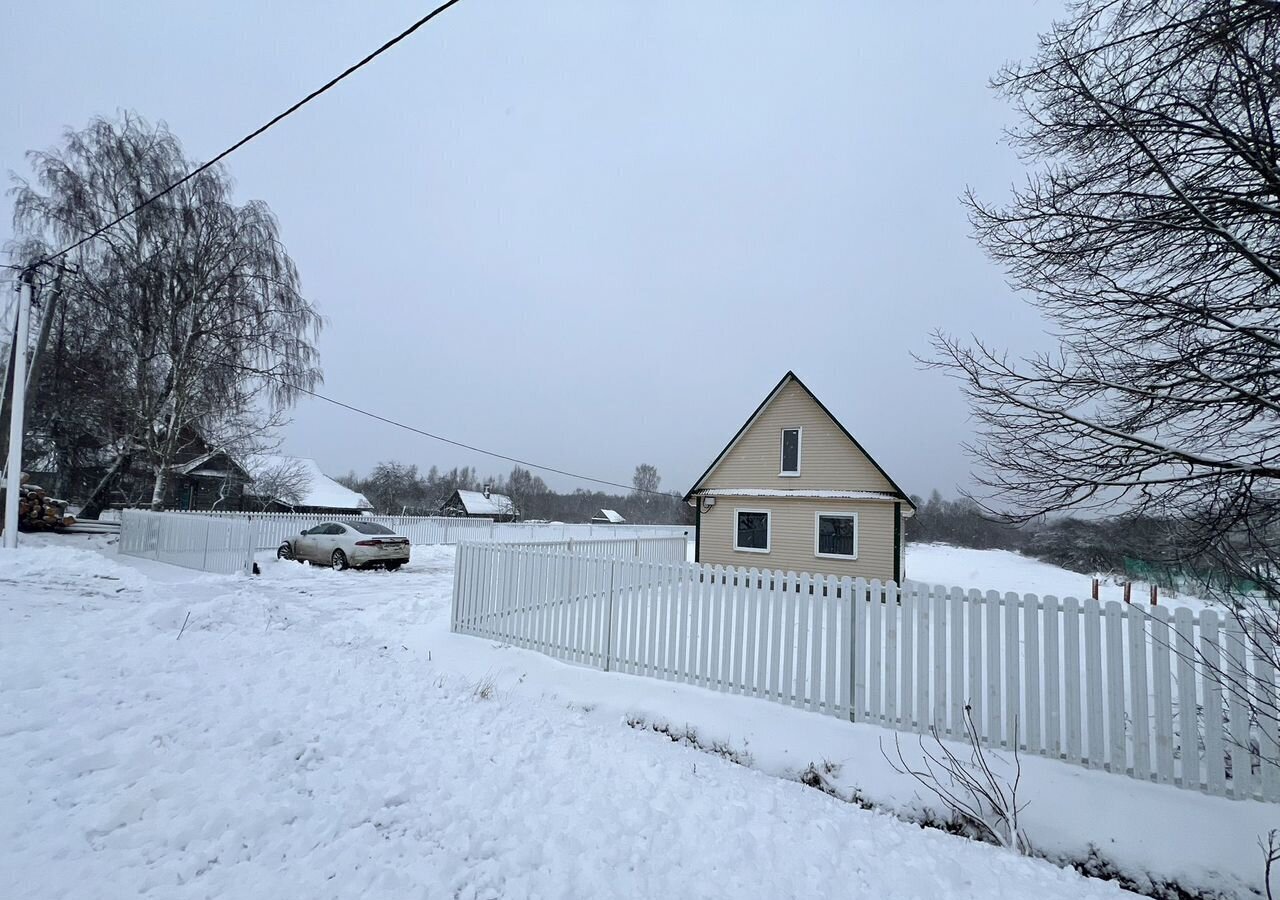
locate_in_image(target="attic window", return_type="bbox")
[780,427,801,476]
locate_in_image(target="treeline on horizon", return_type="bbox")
[906,490,1232,587]
[334,461,694,526]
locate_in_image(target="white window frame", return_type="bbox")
[733,507,772,554]
[779,426,802,477]
[813,510,859,560]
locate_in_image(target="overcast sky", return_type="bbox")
[2,1,1067,498]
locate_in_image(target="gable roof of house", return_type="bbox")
[682,371,915,511]
[449,489,516,516]
[172,450,251,480]
[251,455,373,511]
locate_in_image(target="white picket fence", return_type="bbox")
[117,509,693,574]
[172,510,693,553]
[118,509,259,575]
[451,542,1280,802]
[494,536,690,563]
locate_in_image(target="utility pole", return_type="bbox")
[0,263,62,466]
[3,268,34,548]
[24,263,64,411]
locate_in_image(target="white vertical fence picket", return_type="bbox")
[450,542,1272,803]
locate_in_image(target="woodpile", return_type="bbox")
[3,473,75,531]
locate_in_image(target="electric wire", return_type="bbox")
[15,0,668,499]
[35,0,467,266]
[284,382,672,497]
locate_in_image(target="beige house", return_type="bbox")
[683,372,915,582]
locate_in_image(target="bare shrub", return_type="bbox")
[1262,830,1280,900]
[471,672,497,701]
[882,705,1031,855]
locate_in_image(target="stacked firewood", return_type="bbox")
[7,474,75,531]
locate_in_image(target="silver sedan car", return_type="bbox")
[278,521,411,571]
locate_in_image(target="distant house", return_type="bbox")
[249,456,374,515]
[28,427,253,512]
[591,508,626,524]
[167,448,253,511]
[682,371,915,582]
[439,488,518,522]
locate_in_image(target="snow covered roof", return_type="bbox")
[171,450,249,479]
[595,508,626,523]
[700,488,903,501]
[250,455,373,511]
[452,490,516,516]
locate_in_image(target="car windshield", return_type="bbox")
[346,521,395,535]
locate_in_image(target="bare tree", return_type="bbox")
[632,463,660,495]
[929,3,1279,604]
[245,457,314,511]
[9,113,322,514]
[926,0,1280,776]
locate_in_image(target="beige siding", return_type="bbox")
[698,497,901,581]
[701,379,895,492]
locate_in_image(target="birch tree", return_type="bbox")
[10,113,322,513]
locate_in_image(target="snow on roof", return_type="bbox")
[172,450,247,477]
[596,508,626,523]
[698,488,903,501]
[454,489,516,516]
[251,455,373,511]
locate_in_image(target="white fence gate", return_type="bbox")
[118,510,258,575]
[451,542,1280,803]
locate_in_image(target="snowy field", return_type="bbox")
[1,537,1264,898]
[907,543,1214,611]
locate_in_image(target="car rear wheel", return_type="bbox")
[331,549,349,571]
[385,562,402,572]
[277,543,295,561]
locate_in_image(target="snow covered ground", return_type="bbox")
[908,542,1214,611]
[1,536,1263,898]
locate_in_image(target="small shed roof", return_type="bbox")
[595,508,626,523]
[453,489,516,516]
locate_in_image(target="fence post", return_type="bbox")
[202,518,211,571]
[848,579,858,723]
[604,558,617,672]
[244,518,259,575]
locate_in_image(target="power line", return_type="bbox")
[288,382,667,497]
[37,0,468,266]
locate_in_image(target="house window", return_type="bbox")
[734,509,771,553]
[814,511,858,559]
[780,427,801,476]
